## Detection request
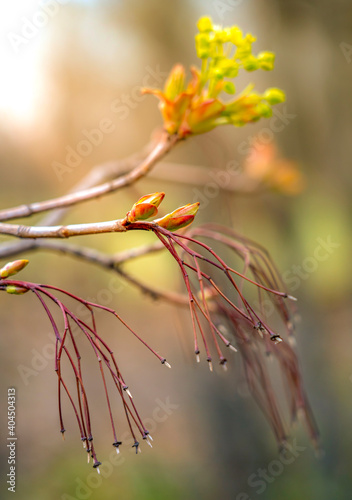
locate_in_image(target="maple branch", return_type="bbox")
[0,131,179,222]
[25,239,188,305]
[0,219,127,239]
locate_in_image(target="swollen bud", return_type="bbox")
[0,259,29,279]
[129,203,158,222]
[128,192,165,222]
[5,285,29,295]
[242,55,259,71]
[164,65,186,101]
[257,51,275,71]
[136,192,165,207]
[155,202,200,231]
[263,88,286,105]
[197,16,213,33]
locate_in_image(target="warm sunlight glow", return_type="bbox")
[0,1,50,126]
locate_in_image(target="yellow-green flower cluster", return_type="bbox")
[196,17,275,73]
[142,16,285,137]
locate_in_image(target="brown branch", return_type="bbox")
[25,239,189,306]
[0,131,179,222]
[112,240,164,264]
[40,141,152,227]
[0,240,38,260]
[0,235,164,261]
[0,132,162,259]
[151,161,261,193]
[30,239,164,266]
[0,219,127,239]
[0,218,169,240]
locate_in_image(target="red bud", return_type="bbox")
[0,259,29,279]
[127,192,165,222]
[155,202,200,231]
[5,285,29,295]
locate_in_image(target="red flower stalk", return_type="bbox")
[0,204,319,458]
[123,221,318,449]
[0,276,171,470]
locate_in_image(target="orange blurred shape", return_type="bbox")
[244,140,305,195]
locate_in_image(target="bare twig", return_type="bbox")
[151,161,261,194]
[113,240,164,264]
[25,239,189,305]
[41,140,153,227]
[0,131,179,222]
[0,133,161,259]
[0,219,126,239]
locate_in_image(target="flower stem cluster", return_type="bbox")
[0,188,319,453]
[147,223,318,447]
[0,263,170,469]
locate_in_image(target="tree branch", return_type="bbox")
[0,131,179,222]
[0,219,127,239]
[112,240,164,264]
[25,239,189,306]
[0,131,163,259]
[40,140,152,227]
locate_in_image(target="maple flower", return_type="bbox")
[142,17,285,138]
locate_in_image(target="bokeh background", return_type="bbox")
[1,1,352,499]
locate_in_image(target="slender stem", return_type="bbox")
[193,256,225,363]
[0,135,159,259]
[0,131,179,222]
[2,236,189,306]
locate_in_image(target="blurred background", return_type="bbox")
[1,0,352,499]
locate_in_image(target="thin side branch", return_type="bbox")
[0,132,163,259]
[27,239,189,305]
[39,140,152,227]
[0,131,179,222]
